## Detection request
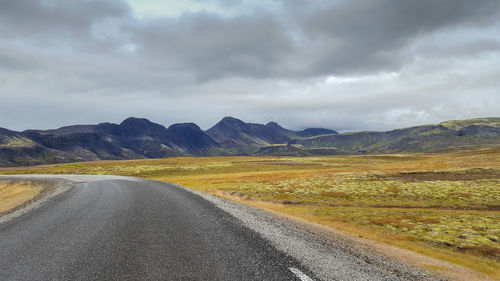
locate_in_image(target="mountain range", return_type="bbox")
[0,117,499,166]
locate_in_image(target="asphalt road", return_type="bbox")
[0,178,314,281]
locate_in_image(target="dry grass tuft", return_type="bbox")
[459,246,500,259]
[0,181,45,213]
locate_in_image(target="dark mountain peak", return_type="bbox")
[218,116,246,126]
[265,121,282,129]
[206,117,294,150]
[168,123,202,132]
[120,117,154,128]
[207,116,248,136]
[93,117,169,138]
[118,117,168,137]
[221,116,242,122]
[265,122,293,135]
[167,123,219,155]
[296,128,338,137]
[0,127,19,136]
[93,122,121,135]
[24,125,96,136]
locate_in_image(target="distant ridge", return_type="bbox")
[296,128,338,137]
[206,116,296,153]
[0,117,499,166]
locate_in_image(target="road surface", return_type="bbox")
[0,178,314,281]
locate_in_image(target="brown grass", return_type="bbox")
[459,246,500,259]
[0,181,45,213]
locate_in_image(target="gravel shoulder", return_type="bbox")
[166,180,443,281]
[0,177,73,224]
[179,184,496,281]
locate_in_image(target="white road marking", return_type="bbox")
[289,267,315,281]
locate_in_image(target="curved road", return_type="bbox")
[0,178,313,281]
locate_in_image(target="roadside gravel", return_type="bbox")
[170,182,443,281]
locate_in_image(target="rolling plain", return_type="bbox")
[1,146,499,279]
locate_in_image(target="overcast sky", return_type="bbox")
[0,0,499,132]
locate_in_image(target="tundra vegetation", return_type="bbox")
[1,147,499,278]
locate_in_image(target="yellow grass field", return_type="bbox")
[0,181,45,213]
[1,147,499,278]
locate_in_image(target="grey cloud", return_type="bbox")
[416,39,500,58]
[0,0,129,36]
[0,0,131,54]
[0,0,499,132]
[129,0,500,79]
[133,13,293,80]
[2,0,499,80]
[0,48,41,70]
[306,0,500,39]
[302,0,500,75]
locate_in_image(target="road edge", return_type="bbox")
[160,180,440,281]
[162,181,497,281]
[0,177,74,224]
